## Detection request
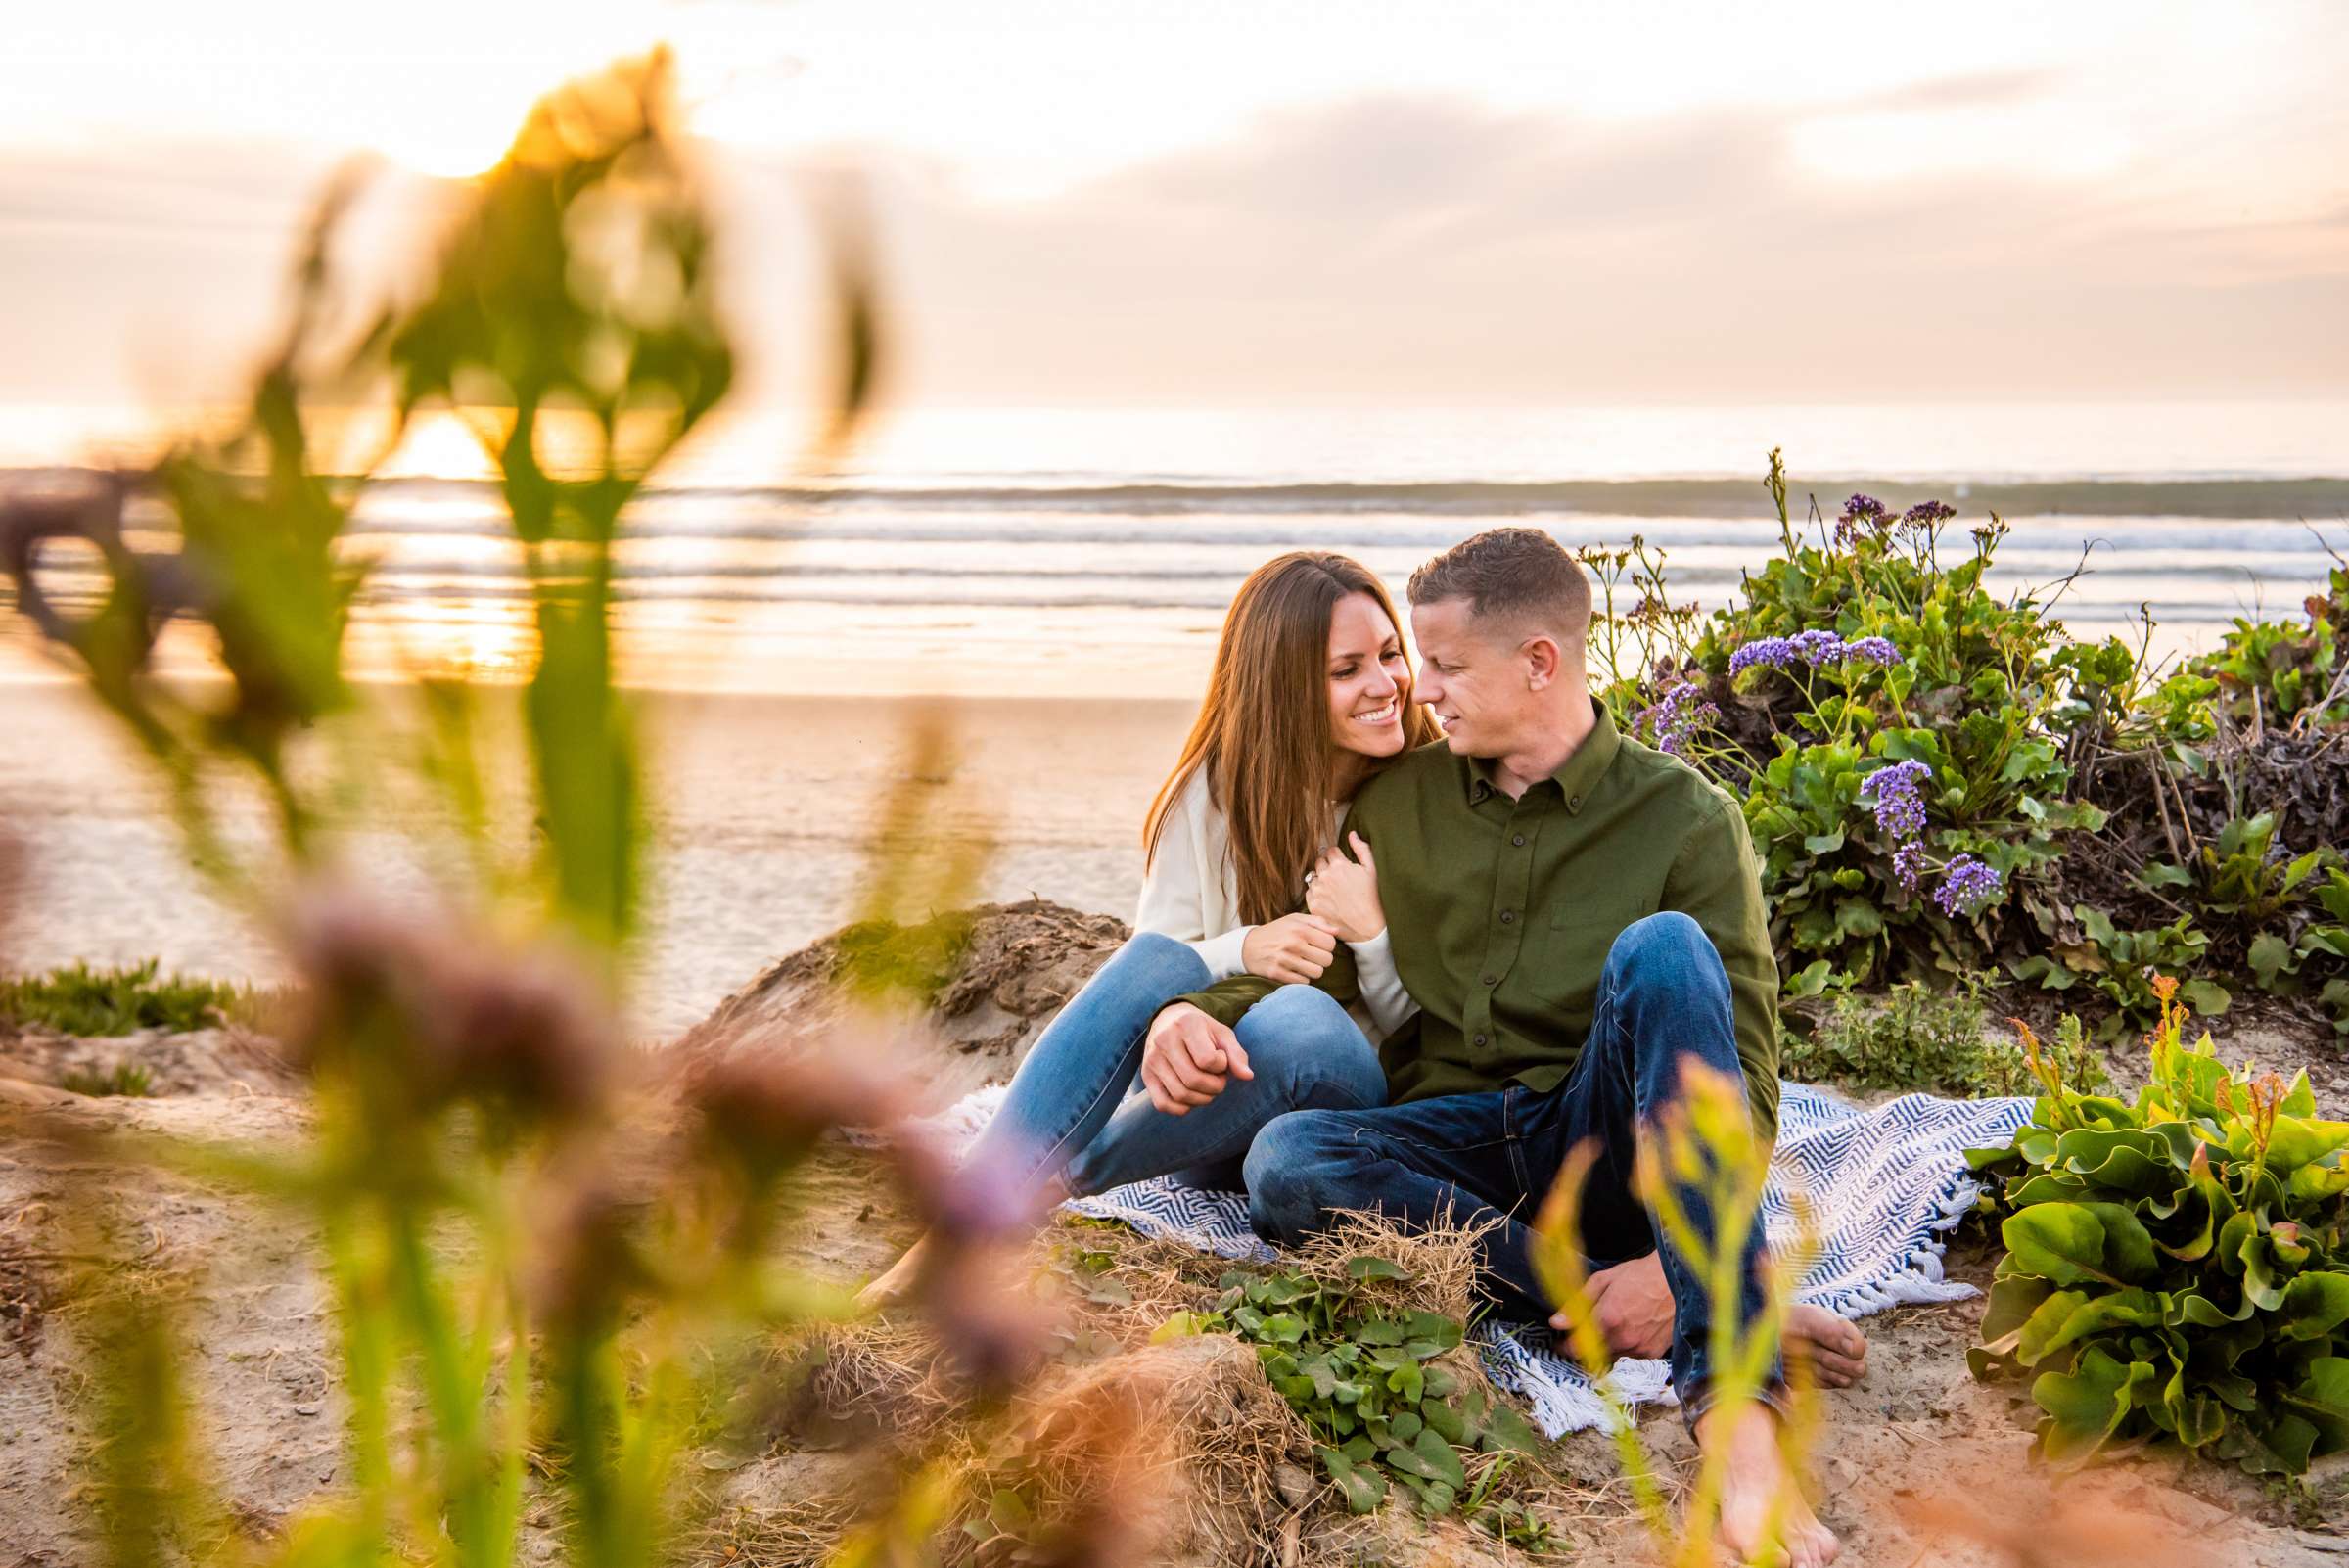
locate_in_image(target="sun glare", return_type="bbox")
[366,118,517,182]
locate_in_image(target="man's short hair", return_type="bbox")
[1407,528,1591,655]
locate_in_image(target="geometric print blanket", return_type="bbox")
[914,1083,2032,1438]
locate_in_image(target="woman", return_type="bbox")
[859,552,1436,1306]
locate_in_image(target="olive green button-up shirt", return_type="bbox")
[1176,701,1781,1140]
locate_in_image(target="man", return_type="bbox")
[1137,528,1857,1567]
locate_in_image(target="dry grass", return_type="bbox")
[1287,1206,1494,1327]
[769,1207,1612,1566]
[949,1335,1306,1567]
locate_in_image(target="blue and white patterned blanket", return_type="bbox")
[915,1083,2030,1438]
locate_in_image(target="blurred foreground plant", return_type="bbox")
[0,43,1144,1568]
[1530,1063,1819,1568]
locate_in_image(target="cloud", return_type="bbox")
[2,89,2343,413]
[794,92,2349,403]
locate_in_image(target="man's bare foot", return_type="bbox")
[1700,1401,1838,1567]
[854,1232,932,1312]
[1784,1304,1866,1388]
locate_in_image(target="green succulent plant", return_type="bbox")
[1970,978,2349,1474]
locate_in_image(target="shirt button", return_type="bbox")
[1483,973,1497,986]
[1499,910,1515,925]
[1569,796,1583,811]
[1511,834,1526,847]
[1474,1034,1488,1046]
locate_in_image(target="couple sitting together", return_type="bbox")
[869,527,1859,1565]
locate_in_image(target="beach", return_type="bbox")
[0,677,1195,1038]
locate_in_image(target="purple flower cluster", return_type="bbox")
[1844,635,1900,667]
[1854,761,2006,916]
[1729,630,1904,675]
[1934,854,2004,918]
[1858,759,1932,841]
[1832,493,1889,545]
[1787,629,1842,663]
[1727,637,1798,673]
[1837,493,1958,546]
[1635,679,1719,757]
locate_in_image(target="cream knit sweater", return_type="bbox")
[1133,769,1413,1043]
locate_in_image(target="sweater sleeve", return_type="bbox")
[1348,928,1419,1038]
[1190,926,1254,982]
[1133,773,1255,979]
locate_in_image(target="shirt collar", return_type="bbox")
[1463,699,1620,813]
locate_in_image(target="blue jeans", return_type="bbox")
[963,932,1388,1200]
[1243,912,1775,1419]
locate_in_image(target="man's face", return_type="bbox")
[1410,597,1538,758]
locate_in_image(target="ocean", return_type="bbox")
[3,400,2345,698]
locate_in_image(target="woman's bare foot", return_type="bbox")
[854,1232,933,1312]
[1699,1401,1839,1567]
[1784,1304,1867,1388]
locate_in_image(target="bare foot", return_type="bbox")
[1784,1304,1866,1388]
[854,1232,932,1312]
[1700,1401,1838,1568]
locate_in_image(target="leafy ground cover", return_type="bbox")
[1781,981,2108,1097]
[1161,1259,1548,1543]
[1598,454,2349,1043]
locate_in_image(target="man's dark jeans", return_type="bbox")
[1243,911,1777,1419]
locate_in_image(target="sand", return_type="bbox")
[7,905,2349,1565]
[0,678,1195,1038]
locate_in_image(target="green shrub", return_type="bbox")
[1594,453,2349,1039]
[2190,565,2349,733]
[1968,979,2349,1474]
[1597,464,2105,991]
[1783,982,2108,1097]
[0,960,237,1037]
[2009,907,2228,1040]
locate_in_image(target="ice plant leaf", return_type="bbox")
[2004,1203,2159,1288]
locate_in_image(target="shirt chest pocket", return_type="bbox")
[1521,898,1658,999]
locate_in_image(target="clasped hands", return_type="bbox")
[1140,832,1384,1116]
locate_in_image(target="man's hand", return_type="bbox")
[1242,912,1340,984]
[1139,1002,1253,1116]
[1553,1252,1674,1359]
[1552,1253,1870,1387]
[1305,833,1385,944]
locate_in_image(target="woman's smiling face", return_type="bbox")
[1326,590,1411,759]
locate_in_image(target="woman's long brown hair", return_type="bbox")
[1143,552,1437,925]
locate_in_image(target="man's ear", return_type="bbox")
[1522,632,1563,690]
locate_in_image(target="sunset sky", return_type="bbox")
[7,0,2346,420]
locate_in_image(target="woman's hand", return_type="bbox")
[1242,912,1340,984]
[1305,833,1384,944]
